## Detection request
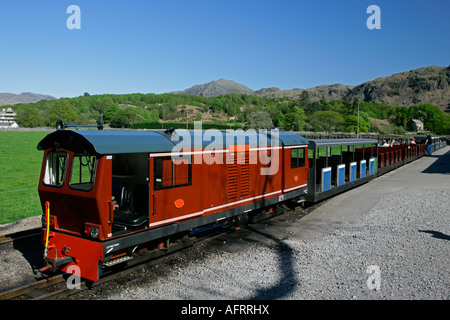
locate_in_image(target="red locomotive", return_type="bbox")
[37,128,309,281]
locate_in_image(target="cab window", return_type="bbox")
[291,148,306,168]
[43,150,68,186]
[69,154,97,191]
[154,156,191,190]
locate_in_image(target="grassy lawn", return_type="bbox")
[0,131,51,224]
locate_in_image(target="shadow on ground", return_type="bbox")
[421,150,450,174]
[245,225,298,300]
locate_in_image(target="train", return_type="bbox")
[36,125,446,282]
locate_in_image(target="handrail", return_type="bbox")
[56,119,104,130]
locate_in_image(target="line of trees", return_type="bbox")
[11,91,450,134]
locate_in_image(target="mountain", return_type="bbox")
[254,83,354,101]
[173,78,353,101]
[172,79,254,97]
[173,65,450,113]
[0,92,56,106]
[345,66,450,112]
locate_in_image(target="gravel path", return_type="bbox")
[98,187,448,300]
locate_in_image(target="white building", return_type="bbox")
[0,107,19,128]
[408,119,424,132]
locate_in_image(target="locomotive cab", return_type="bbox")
[38,144,111,278]
[39,147,111,239]
[38,130,175,240]
[109,152,150,234]
[37,130,175,280]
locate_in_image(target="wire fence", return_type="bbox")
[0,188,42,225]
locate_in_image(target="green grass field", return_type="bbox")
[0,131,51,225]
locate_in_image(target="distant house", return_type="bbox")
[408,119,424,132]
[0,107,18,128]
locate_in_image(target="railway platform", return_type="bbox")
[287,146,450,242]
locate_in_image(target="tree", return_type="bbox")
[159,103,178,120]
[246,111,273,129]
[442,114,450,134]
[410,104,446,133]
[211,99,224,113]
[299,90,311,108]
[282,107,306,131]
[110,107,157,128]
[92,98,115,122]
[309,111,345,132]
[16,108,45,127]
[103,104,120,123]
[47,100,78,126]
[224,102,240,116]
[394,107,410,127]
[341,99,355,115]
[344,115,369,133]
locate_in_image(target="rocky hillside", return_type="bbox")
[254,83,354,101]
[345,66,450,112]
[174,79,353,101]
[0,92,56,106]
[173,65,450,113]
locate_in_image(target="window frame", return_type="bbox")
[43,150,69,187]
[290,147,306,169]
[69,153,97,191]
[153,156,192,191]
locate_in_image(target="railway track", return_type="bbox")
[0,274,66,300]
[0,271,122,300]
[0,230,226,300]
[0,227,41,247]
[0,202,315,300]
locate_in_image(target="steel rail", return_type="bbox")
[0,227,42,246]
[0,274,65,300]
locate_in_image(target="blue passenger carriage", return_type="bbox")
[306,138,378,202]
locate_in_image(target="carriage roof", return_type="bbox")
[37,129,309,155]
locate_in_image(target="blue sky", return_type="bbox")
[0,0,449,98]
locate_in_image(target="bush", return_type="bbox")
[110,107,158,128]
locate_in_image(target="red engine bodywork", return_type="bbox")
[37,130,309,281]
